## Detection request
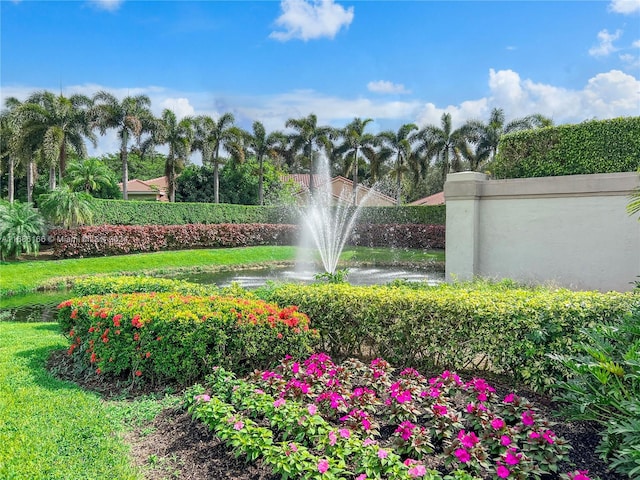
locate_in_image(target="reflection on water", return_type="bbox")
[175,265,445,289]
[2,265,444,322]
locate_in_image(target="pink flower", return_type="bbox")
[503,393,516,403]
[289,442,298,452]
[491,417,505,430]
[408,465,427,477]
[395,421,416,441]
[292,362,300,373]
[254,389,265,395]
[339,428,351,438]
[477,392,488,401]
[356,475,367,480]
[455,448,471,463]
[328,431,337,446]
[233,421,244,430]
[195,394,210,403]
[273,398,286,408]
[505,448,521,465]
[496,465,510,478]
[377,448,388,459]
[521,410,535,426]
[466,403,475,413]
[317,459,329,474]
[568,471,591,480]
[458,430,479,448]
[362,438,376,447]
[432,404,448,416]
[307,404,318,415]
[543,429,556,444]
[500,435,512,446]
[396,390,413,403]
[529,431,541,439]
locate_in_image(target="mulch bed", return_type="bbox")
[47,350,616,480]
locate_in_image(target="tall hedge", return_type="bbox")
[492,117,640,179]
[90,199,446,227]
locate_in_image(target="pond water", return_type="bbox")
[1,265,444,323]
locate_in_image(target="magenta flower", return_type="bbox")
[521,410,535,426]
[568,470,592,480]
[432,404,448,416]
[500,435,512,446]
[339,428,351,438]
[529,431,541,439]
[496,464,510,478]
[377,448,388,459]
[543,429,556,444]
[317,459,329,474]
[457,430,480,448]
[503,393,516,403]
[292,362,300,374]
[466,403,475,413]
[505,448,521,465]
[408,465,427,477]
[491,417,505,430]
[454,448,471,463]
[396,421,416,441]
[396,390,412,404]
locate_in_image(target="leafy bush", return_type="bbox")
[493,117,640,179]
[48,223,298,257]
[185,354,588,480]
[57,292,319,382]
[551,307,640,477]
[256,282,638,392]
[71,275,219,297]
[38,185,95,228]
[352,224,445,249]
[0,201,46,260]
[90,199,445,227]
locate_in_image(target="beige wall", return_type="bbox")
[445,172,640,292]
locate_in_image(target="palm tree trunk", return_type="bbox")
[258,154,264,205]
[49,165,56,190]
[213,159,220,204]
[352,147,359,205]
[121,144,129,200]
[26,158,34,203]
[396,155,402,206]
[8,157,14,203]
[59,142,67,177]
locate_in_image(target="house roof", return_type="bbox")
[409,191,445,206]
[281,174,396,206]
[118,177,168,198]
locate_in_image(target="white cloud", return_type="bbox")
[609,0,640,14]
[89,0,124,12]
[589,29,623,57]
[367,80,411,95]
[270,0,354,41]
[160,98,195,119]
[633,40,640,48]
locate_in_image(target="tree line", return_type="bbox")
[1,90,553,206]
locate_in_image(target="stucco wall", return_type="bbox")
[445,172,640,292]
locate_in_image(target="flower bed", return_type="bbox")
[57,292,319,382]
[185,353,592,479]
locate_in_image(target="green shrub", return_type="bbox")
[38,185,95,228]
[551,307,640,477]
[57,292,319,383]
[90,199,446,227]
[71,275,219,297]
[256,282,638,391]
[0,201,46,260]
[493,117,640,178]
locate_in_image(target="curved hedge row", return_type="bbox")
[57,292,319,382]
[256,282,638,392]
[493,117,640,178]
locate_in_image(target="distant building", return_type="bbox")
[409,191,445,206]
[118,176,169,202]
[281,174,396,206]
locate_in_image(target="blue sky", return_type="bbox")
[1,0,639,157]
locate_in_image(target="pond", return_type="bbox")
[1,265,444,323]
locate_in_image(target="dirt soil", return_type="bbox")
[47,350,617,480]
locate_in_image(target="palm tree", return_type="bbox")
[0,201,46,260]
[362,144,393,185]
[245,121,281,205]
[66,158,115,194]
[91,91,153,200]
[191,113,236,203]
[415,113,468,185]
[378,124,419,205]
[17,91,96,182]
[334,117,376,203]
[462,108,553,163]
[1,98,23,203]
[144,109,193,202]
[38,184,94,229]
[285,114,334,194]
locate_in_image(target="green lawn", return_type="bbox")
[0,322,140,480]
[0,246,444,296]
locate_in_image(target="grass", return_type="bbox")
[0,246,444,296]
[0,322,140,480]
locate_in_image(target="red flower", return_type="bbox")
[134,333,140,341]
[145,352,151,358]
[131,315,143,328]
[113,314,122,327]
[70,309,78,319]
[135,370,142,377]
[90,353,97,363]
[96,368,101,374]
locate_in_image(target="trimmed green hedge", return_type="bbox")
[256,281,638,392]
[90,199,446,226]
[493,117,640,178]
[57,292,319,382]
